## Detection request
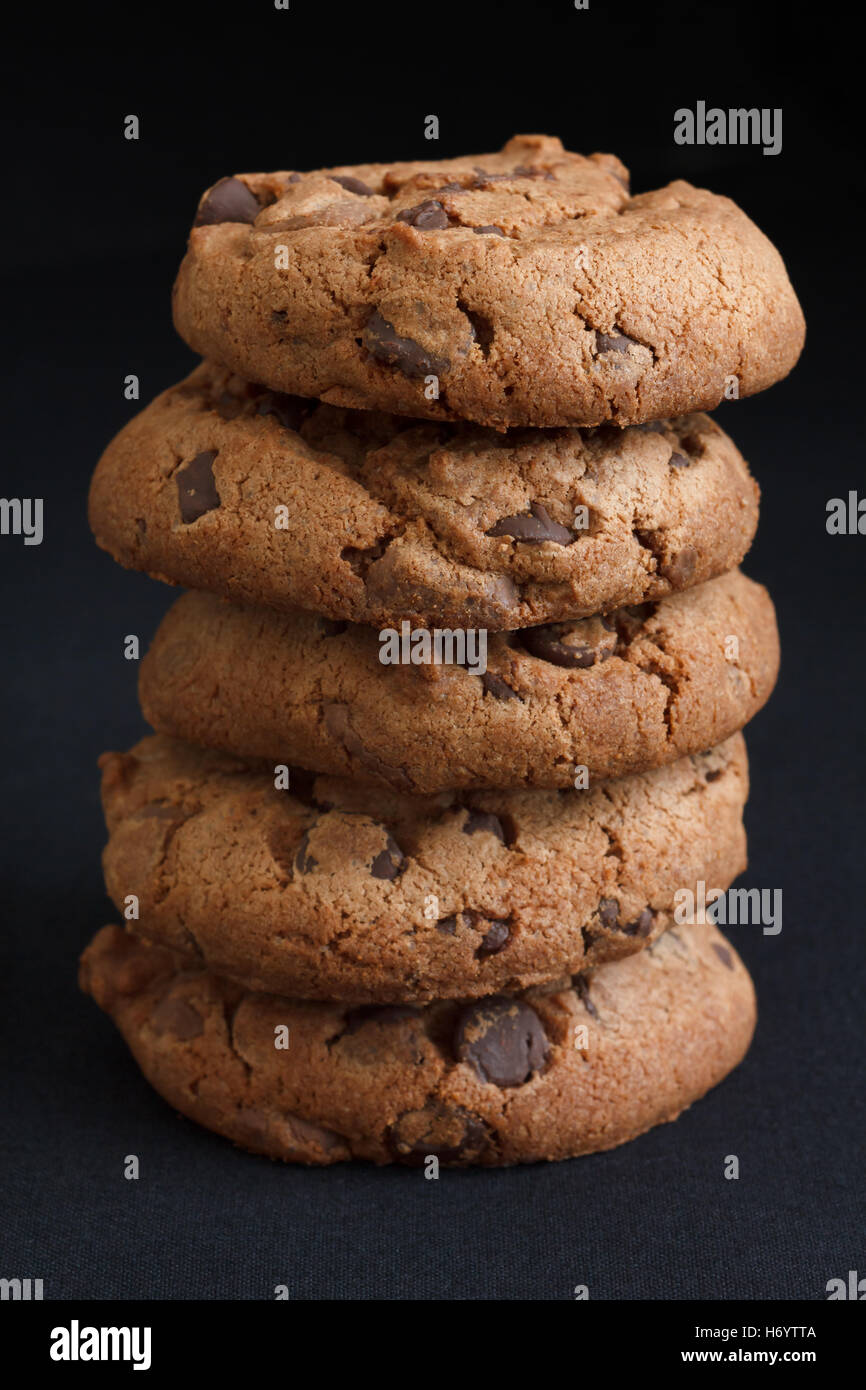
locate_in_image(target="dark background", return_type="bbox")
[1,1,863,1300]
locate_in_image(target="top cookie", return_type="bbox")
[172,134,805,429]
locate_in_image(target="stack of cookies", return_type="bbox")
[81,135,804,1166]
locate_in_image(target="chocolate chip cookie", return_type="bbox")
[172,134,804,429]
[138,571,778,792]
[80,920,756,1165]
[90,362,759,629]
[99,732,748,1003]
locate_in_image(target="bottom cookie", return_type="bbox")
[80,922,755,1167]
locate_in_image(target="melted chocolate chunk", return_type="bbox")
[396,199,451,229]
[195,177,260,226]
[370,833,405,880]
[363,311,450,379]
[454,997,549,1087]
[621,908,654,937]
[520,617,615,669]
[176,452,220,524]
[332,174,375,196]
[487,502,574,545]
[596,328,638,354]
[660,547,698,587]
[481,672,520,702]
[388,1104,490,1165]
[462,810,505,843]
[475,919,510,957]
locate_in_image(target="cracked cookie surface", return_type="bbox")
[79,920,756,1165]
[172,134,804,428]
[90,361,759,629]
[138,570,778,791]
[99,732,748,1003]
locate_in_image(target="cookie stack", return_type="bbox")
[82,135,803,1166]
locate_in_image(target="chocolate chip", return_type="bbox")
[370,833,404,880]
[195,176,260,226]
[472,224,505,236]
[454,997,549,1087]
[286,173,301,185]
[520,617,615,669]
[332,174,375,196]
[705,767,722,782]
[487,502,574,545]
[318,618,348,637]
[596,329,636,354]
[176,452,220,524]
[294,832,318,875]
[388,1104,490,1165]
[150,995,204,1040]
[572,975,599,1020]
[135,516,147,535]
[621,908,654,937]
[436,915,459,935]
[597,897,619,929]
[396,199,451,229]
[476,919,510,957]
[481,672,519,702]
[712,942,735,970]
[462,810,505,843]
[660,546,698,587]
[669,452,691,469]
[257,391,310,431]
[362,311,450,379]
